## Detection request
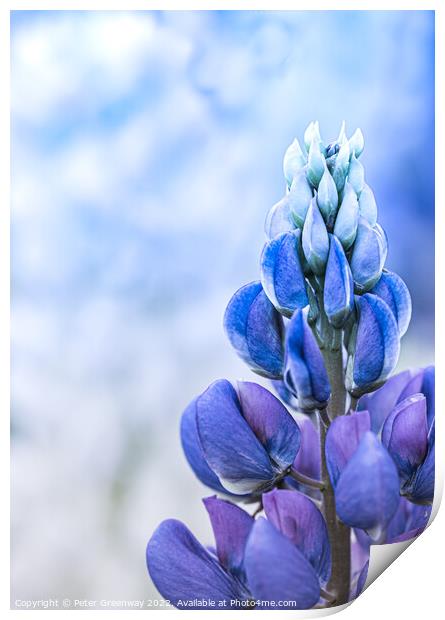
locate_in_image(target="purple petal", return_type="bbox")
[284,309,330,410]
[355,561,369,598]
[180,398,229,494]
[370,270,412,337]
[236,381,301,470]
[203,496,254,580]
[146,519,244,608]
[196,380,275,494]
[260,230,309,317]
[349,293,400,396]
[244,518,320,609]
[382,394,428,481]
[357,369,413,433]
[263,489,331,583]
[406,427,434,505]
[325,411,371,486]
[385,497,431,543]
[335,432,400,533]
[292,417,321,480]
[223,281,284,379]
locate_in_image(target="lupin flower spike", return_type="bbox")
[260,230,309,317]
[147,122,434,610]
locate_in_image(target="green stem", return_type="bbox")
[318,348,351,606]
[289,468,325,491]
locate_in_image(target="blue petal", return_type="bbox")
[370,270,412,337]
[333,182,359,250]
[260,230,309,317]
[264,196,295,240]
[349,293,400,395]
[244,518,320,609]
[287,169,313,228]
[307,138,326,188]
[203,496,254,581]
[302,198,329,275]
[398,366,435,431]
[384,497,431,543]
[355,561,369,598]
[335,432,400,533]
[317,166,338,227]
[270,379,300,409]
[146,519,244,608]
[358,184,377,226]
[284,309,330,410]
[348,153,365,195]
[196,380,275,494]
[224,281,284,379]
[350,218,387,293]
[381,394,428,482]
[325,411,371,487]
[236,381,301,470]
[292,417,321,480]
[283,138,306,187]
[180,398,229,494]
[324,235,354,327]
[263,489,331,584]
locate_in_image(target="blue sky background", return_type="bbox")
[11,10,434,604]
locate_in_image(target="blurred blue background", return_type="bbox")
[11,10,434,606]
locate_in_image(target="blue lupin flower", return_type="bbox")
[224,281,284,378]
[283,138,306,188]
[333,431,400,537]
[346,293,400,396]
[333,182,359,250]
[181,380,301,495]
[317,166,339,228]
[302,198,329,275]
[382,394,434,505]
[350,218,388,292]
[370,269,412,337]
[263,489,331,585]
[260,230,309,317]
[264,195,295,239]
[324,234,354,328]
[358,184,377,226]
[287,168,313,228]
[348,128,365,158]
[146,499,252,609]
[284,309,331,411]
[348,153,365,195]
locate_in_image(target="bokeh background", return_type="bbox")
[11,10,434,607]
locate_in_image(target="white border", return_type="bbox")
[3,2,442,618]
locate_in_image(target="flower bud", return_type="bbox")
[224,281,284,378]
[283,138,306,188]
[336,120,347,145]
[302,199,329,275]
[307,137,326,188]
[260,230,309,317]
[348,153,365,195]
[317,166,338,227]
[287,169,313,228]
[346,293,400,396]
[264,195,295,239]
[350,218,387,292]
[370,270,412,337]
[358,184,377,226]
[333,182,359,250]
[284,309,331,411]
[332,140,350,193]
[324,235,354,328]
[348,128,364,158]
[303,120,322,152]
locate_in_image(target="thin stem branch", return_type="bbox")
[289,468,325,491]
[319,588,337,604]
